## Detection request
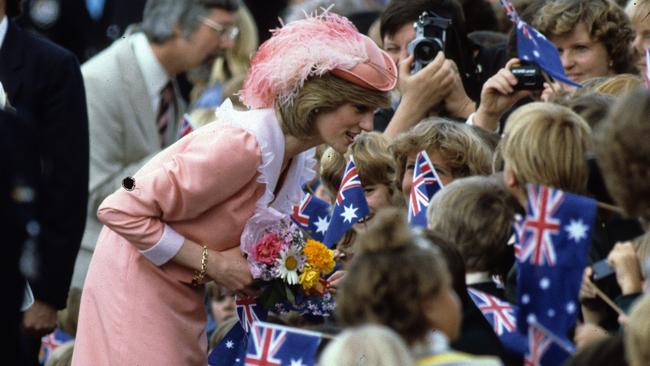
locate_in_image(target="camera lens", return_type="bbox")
[414,40,441,62]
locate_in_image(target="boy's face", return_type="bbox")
[402,150,454,204]
[352,183,392,232]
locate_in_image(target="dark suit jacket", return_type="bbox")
[0,21,89,309]
[0,109,39,364]
[17,0,146,63]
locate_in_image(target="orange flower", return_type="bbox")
[304,239,335,275]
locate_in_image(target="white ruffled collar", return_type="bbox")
[215,99,316,255]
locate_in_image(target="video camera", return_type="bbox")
[407,11,452,74]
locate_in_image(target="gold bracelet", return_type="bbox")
[191,246,208,286]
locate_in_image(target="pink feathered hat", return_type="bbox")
[240,12,397,109]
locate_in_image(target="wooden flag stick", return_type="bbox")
[596,201,625,215]
[592,285,625,316]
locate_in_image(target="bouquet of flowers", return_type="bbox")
[243,215,336,315]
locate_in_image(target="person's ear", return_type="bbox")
[503,166,518,190]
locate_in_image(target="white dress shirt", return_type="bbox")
[131,32,170,114]
[0,16,8,49]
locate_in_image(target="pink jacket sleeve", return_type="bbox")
[97,126,261,255]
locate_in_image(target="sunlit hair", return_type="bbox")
[501,102,591,194]
[625,295,650,366]
[390,118,492,192]
[320,132,398,201]
[594,87,650,220]
[533,0,636,74]
[427,176,516,279]
[277,75,390,139]
[336,208,450,345]
[318,324,416,366]
[626,0,650,25]
[592,73,645,96]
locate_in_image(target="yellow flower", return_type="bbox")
[299,267,321,291]
[304,239,335,275]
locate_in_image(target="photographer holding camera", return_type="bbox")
[379,0,508,138]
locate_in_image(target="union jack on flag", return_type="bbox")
[524,325,553,366]
[245,321,321,366]
[291,192,331,242]
[499,0,581,87]
[177,113,194,139]
[519,185,564,266]
[408,150,443,227]
[468,289,516,336]
[323,156,369,248]
[236,296,267,334]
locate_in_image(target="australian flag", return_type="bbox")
[322,156,369,248]
[515,184,596,365]
[291,192,331,242]
[499,0,581,87]
[177,113,194,139]
[236,296,267,334]
[209,322,247,366]
[468,288,526,355]
[244,321,322,366]
[408,150,443,227]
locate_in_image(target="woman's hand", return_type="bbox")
[443,59,476,119]
[474,58,532,132]
[207,246,256,296]
[607,242,643,295]
[574,323,609,350]
[327,270,346,296]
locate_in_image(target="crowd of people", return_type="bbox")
[2,0,650,365]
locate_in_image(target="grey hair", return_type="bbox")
[141,0,240,44]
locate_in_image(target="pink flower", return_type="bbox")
[253,233,284,265]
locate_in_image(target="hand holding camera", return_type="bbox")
[473,58,534,132]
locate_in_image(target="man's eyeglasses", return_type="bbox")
[200,17,239,40]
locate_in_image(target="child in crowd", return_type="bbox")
[336,208,502,365]
[390,118,492,205]
[319,324,416,366]
[427,175,516,297]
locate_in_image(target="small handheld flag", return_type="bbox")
[291,192,331,242]
[322,156,369,247]
[408,150,443,227]
[499,0,581,87]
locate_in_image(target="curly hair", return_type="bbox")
[336,208,450,345]
[390,118,493,192]
[320,132,398,200]
[533,0,636,74]
[594,87,650,221]
[427,175,516,279]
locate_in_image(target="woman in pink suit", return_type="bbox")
[72,11,397,366]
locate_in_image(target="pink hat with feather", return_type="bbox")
[240,12,397,109]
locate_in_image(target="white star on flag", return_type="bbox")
[225,340,234,349]
[315,216,329,234]
[565,219,588,243]
[290,358,306,366]
[341,204,358,223]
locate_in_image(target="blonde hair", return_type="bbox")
[427,176,516,278]
[624,295,650,366]
[501,102,591,193]
[390,118,493,191]
[320,132,398,200]
[626,0,650,25]
[319,324,416,366]
[277,75,390,139]
[592,74,644,97]
[336,208,450,345]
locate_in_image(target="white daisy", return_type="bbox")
[276,246,305,285]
